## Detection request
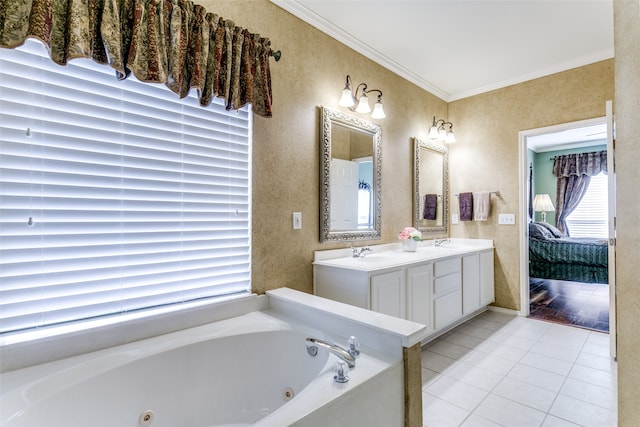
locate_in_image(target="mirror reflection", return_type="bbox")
[413,138,449,236]
[320,107,381,243]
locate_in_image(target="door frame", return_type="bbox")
[517,116,610,318]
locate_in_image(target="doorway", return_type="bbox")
[518,110,616,353]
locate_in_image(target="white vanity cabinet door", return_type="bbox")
[371,270,406,319]
[463,250,496,314]
[434,290,463,330]
[480,250,495,306]
[406,264,432,329]
[462,254,481,315]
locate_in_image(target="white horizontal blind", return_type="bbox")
[0,40,252,335]
[566,173,608,238]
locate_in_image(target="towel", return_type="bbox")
[459,192,473,221]
[423,194,437,220]
[473,191,491,221]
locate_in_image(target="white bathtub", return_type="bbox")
[0,289,426,427]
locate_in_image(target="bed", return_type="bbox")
[529,222,609,284]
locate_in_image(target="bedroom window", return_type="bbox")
[565,173,608,238]
[0,40,252,337]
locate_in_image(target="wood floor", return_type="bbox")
[529,277,609,333]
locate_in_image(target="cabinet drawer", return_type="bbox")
[433,272,461,296]
[434,258,461,277]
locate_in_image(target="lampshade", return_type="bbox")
[438,127,447,142]
[371,101,386,119]
[446,131,456,144]
[533,194,555,212]
[339,88,355,107]
[355,93,371,113]
[428,125,439,140]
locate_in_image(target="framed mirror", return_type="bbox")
[413,137,449,237]
[320,106,382,243]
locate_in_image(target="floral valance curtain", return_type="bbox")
[552,150,607,235]
[0,0,276,117]
[552,150,607,178]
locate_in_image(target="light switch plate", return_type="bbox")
[292,212,302,229]
[451,213,459,224]
[498,213,516,225]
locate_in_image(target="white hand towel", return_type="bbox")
[473,191,491,221]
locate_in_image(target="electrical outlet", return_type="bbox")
[292,212,302,229]
[451,213,459,224]
[498,213,516,225]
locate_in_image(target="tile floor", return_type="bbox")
[421,311,617,427]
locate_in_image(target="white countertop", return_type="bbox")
[313,238,494,272]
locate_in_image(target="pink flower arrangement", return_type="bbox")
[398,226,422,241]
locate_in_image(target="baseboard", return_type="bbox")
[487,305,522,317]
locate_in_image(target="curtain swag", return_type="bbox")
[0,0,280,117]
[552,150,607,178]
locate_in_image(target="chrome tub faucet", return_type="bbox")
[306,337,359,368]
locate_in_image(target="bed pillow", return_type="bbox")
[536,221,565,238]
[529,222,554,240]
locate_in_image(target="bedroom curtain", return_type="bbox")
[0,0,275,117]
[552,150,607,235]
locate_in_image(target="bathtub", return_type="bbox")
[0,289,426,427]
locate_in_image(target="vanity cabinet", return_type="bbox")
[313,241,494,342]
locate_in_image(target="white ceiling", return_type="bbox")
[271,0,614,103]
[526,122,607,153]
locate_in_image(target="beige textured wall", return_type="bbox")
[201,0,447,294]
[448,61,614,310]
[613,0,640,424]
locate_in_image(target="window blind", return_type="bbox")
[566,173,608,238]
[0,40,252,335]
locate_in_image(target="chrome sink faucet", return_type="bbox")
[352,246,372,258]
[306,337,358,368]
[434,238,450,247]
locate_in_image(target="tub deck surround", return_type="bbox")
[267,287,428,352]
[1,288,426,427]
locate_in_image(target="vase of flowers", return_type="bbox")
[398,227,421,252]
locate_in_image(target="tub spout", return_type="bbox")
[306,337,356,368]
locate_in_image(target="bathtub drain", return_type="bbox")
[283,387,295,401]
[139,409,154,426]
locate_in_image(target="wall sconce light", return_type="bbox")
[428,116,456,143]
[533,194,555,223]
[338,75,386,119]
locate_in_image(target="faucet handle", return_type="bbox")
[348,335,360,358]
[334,359,350,383]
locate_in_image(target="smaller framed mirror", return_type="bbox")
[320,107,382,243]
[413,137,449,237]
